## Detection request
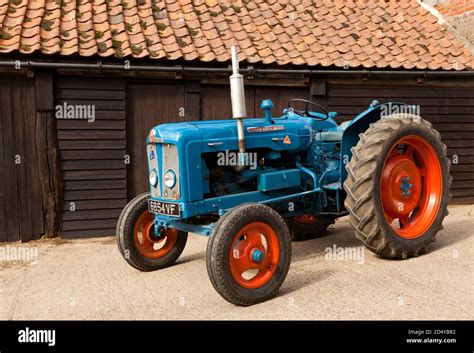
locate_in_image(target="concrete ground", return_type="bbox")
[0,205,472,320]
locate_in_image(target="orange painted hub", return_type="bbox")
[380,135,442,239]
[229,222,280,289]
[133,210,178,258]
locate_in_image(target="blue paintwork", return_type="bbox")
[257,169,301,192]
[260,99,274,123]
[339,101,411,185]
[144,99,409,236]
[252,249,264,263]
[400,177,413,196]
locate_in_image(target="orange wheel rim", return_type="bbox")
[229,222,280,289]
[133,210,178,258]
[380,135,442,239]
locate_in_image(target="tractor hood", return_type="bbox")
[147,122,200,145]
[147,116,329,153]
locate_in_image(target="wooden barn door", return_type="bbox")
[0,76,44,242]
[56,77,127,238]
[126,82,185,199]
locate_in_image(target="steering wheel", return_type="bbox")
[287,98,329,120]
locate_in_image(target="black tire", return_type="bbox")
[343,114,451,259]
[206,203,292,306]
[116,193,188,271]
[287,216,335,241]
[116,192,147,257]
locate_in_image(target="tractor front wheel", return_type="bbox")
[343,114,451,259]
[206,204,291,306]
[117,193,188,271]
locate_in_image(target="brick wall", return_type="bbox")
[434,0,474,17]
[431,0,474,45]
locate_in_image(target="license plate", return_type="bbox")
[148,200,180,217]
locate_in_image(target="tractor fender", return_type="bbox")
[339,102,410,185]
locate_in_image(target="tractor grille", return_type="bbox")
[161,143,180,200]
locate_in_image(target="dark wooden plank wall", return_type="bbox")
[0,76,44,242]
[201,85,256,120]
[324,79,474,204]
[200,85,309,120]
[56,77,127,238]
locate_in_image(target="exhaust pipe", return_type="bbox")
[230,46,246,171]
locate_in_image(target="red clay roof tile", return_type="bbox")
[0,0,472,70]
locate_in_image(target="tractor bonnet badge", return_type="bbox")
[247,125,285,133]
[283,135,291,144]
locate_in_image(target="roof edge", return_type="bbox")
[0,59,473,75]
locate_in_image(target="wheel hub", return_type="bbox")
[381,154,421,219]
[229,222,280,289]
[378,134,443,239]
[399,176,413,196]
[133,210,178,259]
[251,248,264,263]
[149,226,166,242]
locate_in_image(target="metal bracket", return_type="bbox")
[246,66,255,79]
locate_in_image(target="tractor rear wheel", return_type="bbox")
[287,215,335,241]
[343,114,451,259]
[117,193,188,271]
[206,203,291,306]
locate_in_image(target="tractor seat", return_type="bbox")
[315,130,343,142]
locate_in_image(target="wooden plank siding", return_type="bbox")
[0,76,44,242]
[200,85,309,120]
[324,79,474,204]
[56,77,127,238]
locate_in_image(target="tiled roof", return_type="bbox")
[0,0,472,70]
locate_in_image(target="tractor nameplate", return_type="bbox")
[247,125,285,133]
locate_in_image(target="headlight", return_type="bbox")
[149,169,158,187]
[164,169,176,189]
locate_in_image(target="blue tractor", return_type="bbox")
[117,47,451,306]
